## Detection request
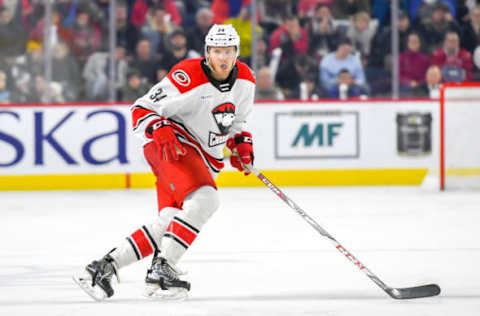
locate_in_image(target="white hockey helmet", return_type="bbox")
[204,24,240,57]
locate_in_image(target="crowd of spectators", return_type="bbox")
[0,0,479,104]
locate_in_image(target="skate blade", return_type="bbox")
[72,274,107,302]
[143,284,188,301]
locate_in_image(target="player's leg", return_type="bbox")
[143,142,219,299]
[73,205,179,301]
[145,185,219,299]
[73,143,179,301]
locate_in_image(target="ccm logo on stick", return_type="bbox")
[336,245,365,270]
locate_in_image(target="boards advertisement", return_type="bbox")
[0,100,439,189]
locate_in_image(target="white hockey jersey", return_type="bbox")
[131,58,256,174]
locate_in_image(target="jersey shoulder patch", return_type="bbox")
[236,60,256,85]
[167,58,209,93]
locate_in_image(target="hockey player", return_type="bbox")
[73,24,256,301]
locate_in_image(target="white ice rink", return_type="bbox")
[1,185,479,315]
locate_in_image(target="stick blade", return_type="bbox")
[387,284,441,299]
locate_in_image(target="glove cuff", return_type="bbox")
[145,117,169,138]
[227,131,253,150]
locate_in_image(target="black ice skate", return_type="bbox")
[73,254,119,301]
[144,255,190,300]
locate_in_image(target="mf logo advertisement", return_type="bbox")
[275,111,359,159]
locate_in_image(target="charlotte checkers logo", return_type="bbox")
[172,70,191,86]
[209,103,236,147]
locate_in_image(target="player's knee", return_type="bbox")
[156,207,179,227]
[182,186,219,225]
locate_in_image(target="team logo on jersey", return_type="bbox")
[212,103,236,134]
[172,70,191,86]
[209,103,236,147]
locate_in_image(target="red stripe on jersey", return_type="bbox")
[167,220,197,246]
[131,229,154,258]
[132,107,158,128]
[169,121,225,171]
[236,60,256,84]
[167,58,209,94]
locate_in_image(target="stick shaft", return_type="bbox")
[248,166,393,293]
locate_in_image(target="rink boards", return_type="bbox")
[0,100,438,190]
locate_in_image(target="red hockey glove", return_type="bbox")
[147,117,186,161]
[226,131,254,175]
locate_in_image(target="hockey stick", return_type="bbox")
[246,165,441,299]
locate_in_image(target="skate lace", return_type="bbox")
[152,258,178,281]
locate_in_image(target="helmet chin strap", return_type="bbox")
[205,53,214,72]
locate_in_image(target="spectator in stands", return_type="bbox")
[371,0,410,28]
[177,0,204,28]
[116,1,140,58]
[301,72,325,100]
[12,72,31,103]
[456,0,471,25]
[51,41,82,102]
[0,70,11,104]
[411,0,456,24]
[28,6,74,51]
[276,53,318,99]
[225,4,263,61]
[346,11,377,58]
[306,4,341,62]
[130,38,159,87]
[369,10,412,69]
[244,36,271,68]
[54,0,104,29]
[121,70,149,101]
[399,32,430,97]
[367,9,411,96]
[186,7,213,56]
[270,14,309,61]
[431,31,473,82]
[415,64,442,98]
[320,37,366,93]
[25,44,44,77]
[18,0,40,31]
[332,0,370,19]
[70,5,102,67]
[131,0,182,28]
[83,46,128,101]
[297,0,334,22]
[258,0,294,34]
[327,68,367,99]
[0,49,35,104]
[0,5,28,58]
[54,0,78,27]
[91,0,111,30]
[210,0,229,24]
[255,66,284,100]
[29,75,65,104]
[159,29,200,70]
[417,1,461,54]
[211,0,252,24]
[461,6,480,54]
[141,4,176,58]
[155,62,170,83]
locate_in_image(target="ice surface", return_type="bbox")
[0,185,479,315]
